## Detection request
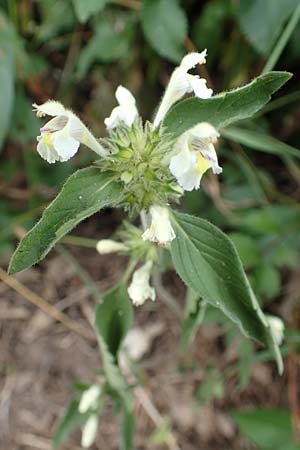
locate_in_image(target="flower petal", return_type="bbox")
[104,88,138,129]
[187,74,213,99]
[153,50,211,128]
[169,145,193,179]
[51,128,80,161]
[40,115,68,133]
[81,415,98,448]
[267,315,284,346]
[115,85,136,106]
[176,168,202,191]
[128,261,156,306]
[180,50,207,71]
[190,122,219,141]
[37,137,59,164]
[79,385,101,413]
[200,143,223,175]
[33,100,66,117]
[142,206,175,245]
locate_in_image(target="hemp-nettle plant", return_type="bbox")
[9,50,290,449]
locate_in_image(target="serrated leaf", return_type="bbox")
[0,12,15,149]
[141,0,187,63]
[222,126,300,160]
[163,71,292,137]
[239,0,299,55]
[72,0,107,23]
[9,168,122,274]
[170,212,283,372]
[53,399,90,449]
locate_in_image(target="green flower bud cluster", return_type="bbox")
[98,119,182,215]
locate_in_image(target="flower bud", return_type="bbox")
[81,415,98,448]
[267,315,284,346]
[128,261,156,306]
[96,239,127,255]
[79,385,101,413]
[142,206,176,245]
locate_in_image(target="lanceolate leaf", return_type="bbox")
[53,399,90,449]
[9,168,122,274]
[222,126,300,160]
[95,285,133,407]
[163,71,292,137]
[95,285,133,358]
[121,408,135,450]
[170,212,282,372]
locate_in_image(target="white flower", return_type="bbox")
[128,261,156,306]
[104,85,138,129]
[96,239,127,255]
[169,122,222,191]
[142,206,176,245]
[153,50,213,128]
[79,385,101,414]
[267,315,284,346]
[33,100,107,164]
[81,414,98,448]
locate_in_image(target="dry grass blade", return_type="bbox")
[0,267,95,342]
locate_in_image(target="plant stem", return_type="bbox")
[262,3,300,74]
[61,234,99,248]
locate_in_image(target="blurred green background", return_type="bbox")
[1,1,300,449]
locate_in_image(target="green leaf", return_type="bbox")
[180,289,206,351]
[254,264,281,300]
[53,399,90,449]
[36,0,75,43]
[196,369,224,404]
[163,71,292,137]
[170,212,283,372]
[76,20,131,79]
[121,408,135,450]
[95,285,133,406]
[230,409,298,450]
[0,12,15,149]
[239,0,299,55]
[9,168,122,274]
[72,0,107,23]
[96,285,133,358]
[141,0,187,63]
[228,232,259,269]
[241,205,300,234]
[237,338,254,390]
[222,126,300,160]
